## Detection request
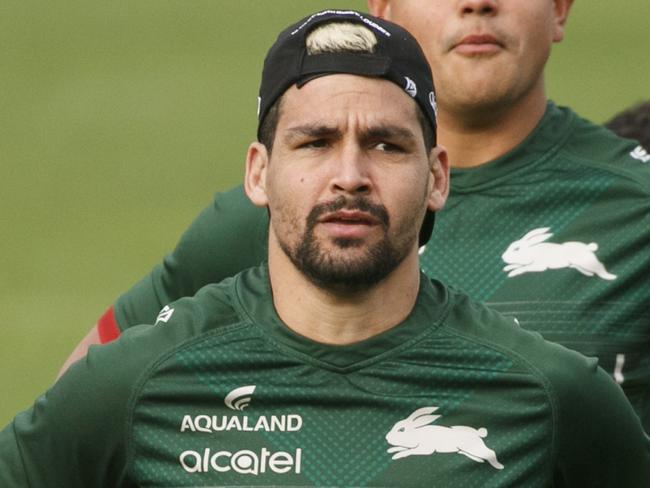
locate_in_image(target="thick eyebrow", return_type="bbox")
[283,124,342,143]
[362,125,418,144]
[283,123,417,145]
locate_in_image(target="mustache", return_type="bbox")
[306,196,390,229]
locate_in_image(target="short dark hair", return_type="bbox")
[604,101,650,148]
[259,92,435,154]
[258,96,284,153]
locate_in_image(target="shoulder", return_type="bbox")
[112,186,269,329]
[440,285,650,474]
[171,184,270,285]
[142,265,274,348]
[175,184,269,265]
[211,184,265,211]
[207,184,269,230]
[66,273,251,434]
[558,105,650,188]
[441,285,616,394]
[149,275,242,334]
[0,271,256,486]
[441,285,649,463]
[70,279,240,394]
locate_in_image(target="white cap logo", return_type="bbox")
[404,77,417,98]
[256,96,262,117]
[429,91,438,118]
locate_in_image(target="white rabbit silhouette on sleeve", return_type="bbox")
[385,406,504,470]
[501,227,617,280]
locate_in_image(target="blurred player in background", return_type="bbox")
[59,0,650,430]
[604,100,650,149]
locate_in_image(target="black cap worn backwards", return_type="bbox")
[256,9,438,246]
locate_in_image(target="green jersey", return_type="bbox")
[111,102,650,430]
[3,265,648,486]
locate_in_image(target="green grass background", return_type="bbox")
[1,1,648,426]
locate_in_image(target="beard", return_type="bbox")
[277,195,419,292]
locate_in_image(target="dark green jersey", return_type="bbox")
[3,265,649,486]
[112,102,650,430]
[421,103,650,429]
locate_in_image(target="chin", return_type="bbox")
[442,64,519,104]
[298,243,403,291]
[447,84,518,119]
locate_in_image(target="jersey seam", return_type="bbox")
[439,324,560,480]
[560,145,650,193]
[122,318,251,479]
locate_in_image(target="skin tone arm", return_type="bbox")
[56,326,100,379]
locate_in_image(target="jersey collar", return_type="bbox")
[450,101,576,192]
[232,264,450,372]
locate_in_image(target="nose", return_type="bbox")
[458,0,498,16]
[329,141,372,196]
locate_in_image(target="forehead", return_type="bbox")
[276,74,421,130]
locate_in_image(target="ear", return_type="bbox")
[407,406,439,420]
[552,0,574,42]
[410,414,441,428]
[367,0,390,19]
[521,227,552,241]
[426,146,450,213]
[524,233,553,246]
[244,142,270,208]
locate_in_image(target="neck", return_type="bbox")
[267,239,421,345]
[438,81,548,169]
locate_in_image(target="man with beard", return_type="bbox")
[59,0,650,434]
[3,11,648,487]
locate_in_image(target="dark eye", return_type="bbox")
[375,142,403,153]
[300,139,329,149]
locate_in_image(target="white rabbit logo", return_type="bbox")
[385,407,504,470]
[501,227,617,280]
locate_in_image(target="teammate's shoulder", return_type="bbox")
[560,105,650,183]
[189,184,268,254]
[441,283,600,383]
[74,269,254,390]
[211,184,268,219]
[149,263,273,335]
[148,271,247,338]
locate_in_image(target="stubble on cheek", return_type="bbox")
[275,196,411,290]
